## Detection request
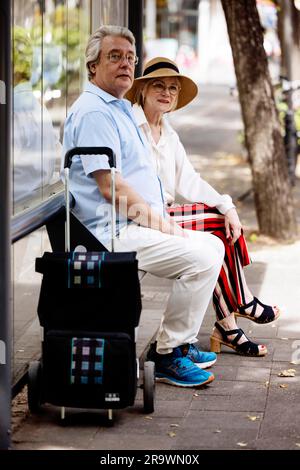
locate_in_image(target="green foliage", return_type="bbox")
[13,26,34,82]
[13,4,89,93]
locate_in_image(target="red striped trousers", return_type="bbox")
[167,203,251,320]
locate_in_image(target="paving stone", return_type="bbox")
[13,407,99,449]
[191,388,267,412]
[148,384,194,401]
[270,361,300,373]
[269,374,300,386]
[190,395,231,411]
[248,437,300,450]
[259,398,300,438]
[227,394,267,412]
[239,360,273,369]
[236,367,270,382]
[88,433,173,450]
[185,410,263,430]
[200,379,269,397]
[210,365,237,381]
[148,400,191,418]
[175,424,259,450]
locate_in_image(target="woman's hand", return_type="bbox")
[224,208,242,245]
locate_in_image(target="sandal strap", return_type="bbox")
[214,322,261,355]
[214,322,243,344]
[239,296,275,323]
[236,339,259,355]
[238,298,257,317]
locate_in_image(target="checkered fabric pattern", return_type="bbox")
[71,337,105,385]
[67,252,106,288]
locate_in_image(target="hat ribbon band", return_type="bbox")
[143,61,179,76]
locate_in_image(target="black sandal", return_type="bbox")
[210,322,267,357]
[235,297,280,324]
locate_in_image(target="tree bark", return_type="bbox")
[221,0,297,240]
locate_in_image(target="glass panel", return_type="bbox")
[41,0,67,201]
[12,0,93,214]
[11,0,91,384]
[66,0,91,108]
[94,0,127,28]
[12,0,43,213]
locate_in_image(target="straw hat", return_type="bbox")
[126,57,198,111]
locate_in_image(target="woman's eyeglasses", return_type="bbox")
[151,80,181,96]
[105,51,139,66]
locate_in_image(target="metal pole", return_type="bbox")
[128,0,144,77]
[0,0,12,450]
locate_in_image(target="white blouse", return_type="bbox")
[133,104,235,214]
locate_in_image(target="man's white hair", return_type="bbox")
[85,25,136,80]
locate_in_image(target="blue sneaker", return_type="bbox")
[154,353,215,388]
[179,344,217,369]
[147,342,217,370]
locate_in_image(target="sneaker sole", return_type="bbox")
[155,373,215,388]
[195,358,217,369]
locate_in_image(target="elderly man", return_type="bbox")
[62,25,224,388]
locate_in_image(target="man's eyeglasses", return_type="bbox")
[105,52,139,66]
[151,80,181,96]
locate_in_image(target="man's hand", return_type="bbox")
[224,208,242,245]
[94,169,188,238]
[163,216,189,238]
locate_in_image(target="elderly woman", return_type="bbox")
[127,57,280,357]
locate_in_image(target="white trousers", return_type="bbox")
[114,224,225,354]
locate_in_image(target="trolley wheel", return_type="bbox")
[27,360,42,413]
[143,360,155,414]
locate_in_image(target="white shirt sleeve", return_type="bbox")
[174,134,235,214]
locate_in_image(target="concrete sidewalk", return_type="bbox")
[11,85,300,451]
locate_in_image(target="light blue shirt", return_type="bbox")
[62,82,165,249]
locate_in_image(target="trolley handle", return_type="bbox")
[64,146,117,253]
[64,146,116,169]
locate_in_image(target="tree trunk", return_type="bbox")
[221,0,297,240]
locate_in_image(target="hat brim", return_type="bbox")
[126,68,198,111]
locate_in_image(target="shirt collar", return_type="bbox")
[133,104,176,139]
[84,81,129,104]
[133,103,149,126]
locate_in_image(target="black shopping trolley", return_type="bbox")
[27,147,155,422]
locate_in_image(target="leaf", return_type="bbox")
[193,393,199,397]
[168,432,176,438]
[170,423,180,428]
[278,369,295,377]
[264,380,270,387]
[237,442,248,447]
[144,416,153,420]
[247,415,260,421]
[279,384,288,389]
[249,233,257,242]
[214,429,222,433]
